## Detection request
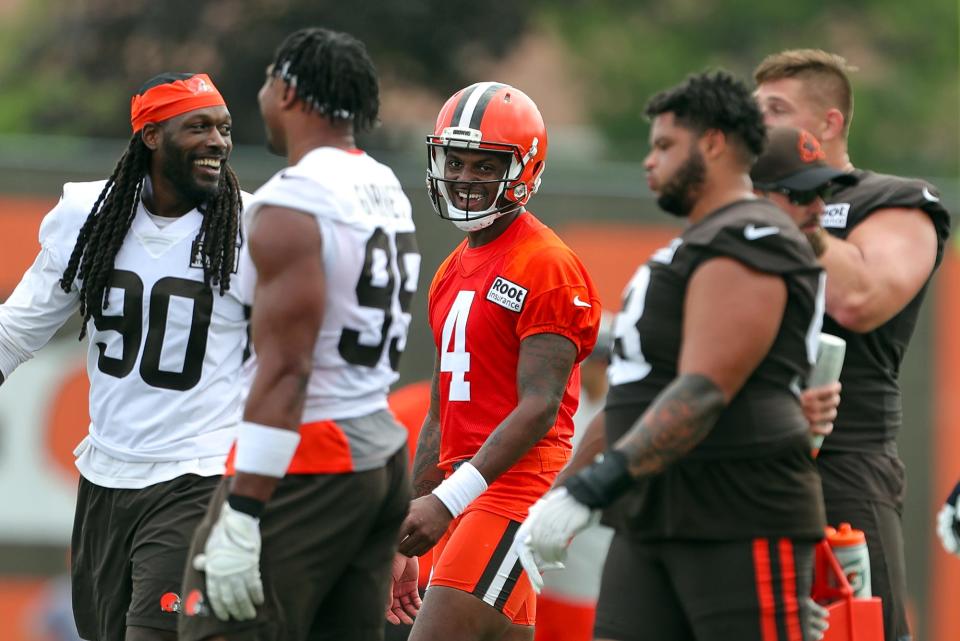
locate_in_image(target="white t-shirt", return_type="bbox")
[0,180,253,488]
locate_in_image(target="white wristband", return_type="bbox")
[432,461,488,518]
[234,421,301,478]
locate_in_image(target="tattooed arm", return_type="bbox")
[615,256,785,475]
[563,256,787,507]
[469,333,577,484]
[410,353,445,498]
[520,257,788,574]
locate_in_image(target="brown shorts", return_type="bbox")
[71,473,222,640]
[594,535,815,641]
[179,446,410,641]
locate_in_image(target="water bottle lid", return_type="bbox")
[827,522,866,547]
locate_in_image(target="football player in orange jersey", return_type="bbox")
[395,83,601,641]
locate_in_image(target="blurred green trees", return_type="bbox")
[0,0,534,142]
[541,0,958,176]
[0,0,955,177]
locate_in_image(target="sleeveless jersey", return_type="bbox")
[0,180,252,486]
[820,170,950,451]
[241,147,418,472]
[428,212,600,517]
[603,199,826,540]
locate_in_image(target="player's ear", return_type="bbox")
[140,123,162,151]
[699,129,726,161]
[821,108,846,143]
[279,80,299,111]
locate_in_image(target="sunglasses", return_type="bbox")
[764,184,835,206]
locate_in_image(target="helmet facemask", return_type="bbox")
[426,126,539,232]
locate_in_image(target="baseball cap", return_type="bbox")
[751,127,856,192]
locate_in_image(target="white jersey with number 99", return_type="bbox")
[243,147,420,423]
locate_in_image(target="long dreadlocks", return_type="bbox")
[270,27,380,132]
[59,127,242,339]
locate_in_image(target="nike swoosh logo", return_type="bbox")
[744,224,780,240]
[573,295,592,308]
[923,186,940,202]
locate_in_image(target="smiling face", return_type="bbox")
[154,105,232,204]
[441,148,512,213]
[643,113,706,218]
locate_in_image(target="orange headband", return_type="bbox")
[130,73,226,133]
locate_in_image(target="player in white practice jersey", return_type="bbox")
[0,73,248,641]
[179,28,421,641]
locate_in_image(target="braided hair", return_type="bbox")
[270,27,380,132]
[59,99,242,339]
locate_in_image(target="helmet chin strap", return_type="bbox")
[439,180,509,232]
[449,210,507,232]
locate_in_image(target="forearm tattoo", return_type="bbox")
[615,374,725,477]
[470,333,576,477]
[412,420,443,497]
[516,333,575,410]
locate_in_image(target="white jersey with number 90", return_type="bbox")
[0,180,253,484]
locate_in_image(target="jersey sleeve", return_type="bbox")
[244,172,341,227]
[687,221,818,276]
[854,177,951,264]
[514,246,601,362]
[0,189,83,378]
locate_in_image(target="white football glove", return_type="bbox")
[526,488,599,570]
[193,502,264,621]
[514,499,566,594]
[937,480,960,557]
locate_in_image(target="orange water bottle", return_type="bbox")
[827,522,872,598]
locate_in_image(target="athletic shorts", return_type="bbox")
[594,534,815,641]
[71,473,221,640]
[428,508,534,626]
[818,449,910,641]
[179,447,409,641]
[823,498,909,641]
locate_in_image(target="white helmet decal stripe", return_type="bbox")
[456,82,502,129]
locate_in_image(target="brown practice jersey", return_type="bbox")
[603,199,827,540]
[819,170,950,452]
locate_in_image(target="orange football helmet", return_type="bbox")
[427,82,548,232]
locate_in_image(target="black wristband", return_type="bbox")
[563,449,633,509]
[228,493,266,518]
